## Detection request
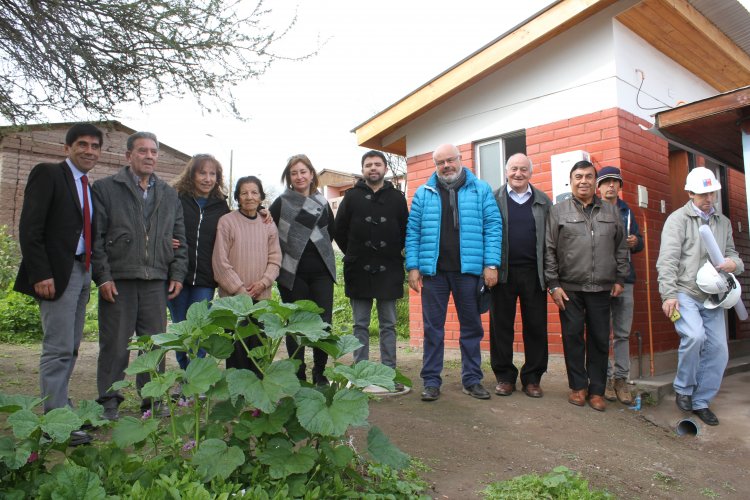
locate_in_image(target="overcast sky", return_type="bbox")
[114,0,555,191]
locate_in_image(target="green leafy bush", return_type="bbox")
[0,225,19,292]
[0,296,426,498]
[481,466,612,499]
[0,286,43,343]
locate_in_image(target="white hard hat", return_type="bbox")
[684,167,721,194]
[696,262,741,309]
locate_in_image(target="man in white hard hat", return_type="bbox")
[656,167,743,426]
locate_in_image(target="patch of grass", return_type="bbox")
[481,466,612,499]
[700,487,719,498]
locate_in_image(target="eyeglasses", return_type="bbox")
[435,155,460,167]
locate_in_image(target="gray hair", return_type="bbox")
[505,152,533,174]
[126,131,160,151]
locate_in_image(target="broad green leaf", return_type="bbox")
[192,438,244,481]
[41,408,83,442]
[210,295,255,318]
[0,393,43,413]
[0,436,30,469]
[141,371,181,399]
[150,332,183,348]
[74,400,108,427]
[286,310,330,341]
[209,398,244,422]
[243,398,295,437]
[321,442,355,468]
[333,360,396,390]
[308,338,340,359]
[202,333,235,359]
[111,416,159,448]
[186,300,212,328]
[183,357,222,394]
[110,380,131,392]
[166,320,193,337]
[205,376,230,401]
[336,335,363,357]
[257,313,286,340]
[294,387,369,437]
[289,299,324,314]
[124,349,164,375]
[37,462,106,500]
[235,320,260,339]
[171,414,194,436]
[258,441,317,479]
[366,426,410,470]
[8,409,40,439]
[226,360,300,413]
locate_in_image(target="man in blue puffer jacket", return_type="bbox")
[406,143,502,402]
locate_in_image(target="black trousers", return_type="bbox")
[489,266,548,386]
[226,317,264,378]
[278,270,334,383]
[559,290,611,396]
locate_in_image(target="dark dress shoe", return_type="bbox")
[693,408,719,426]
[69,430,93,447]
[522,383,543,398]
[588,394,606,412]
[463,383,491,400]
[675,393,692,412]
[494,381,515,396]
[568,389,586,406]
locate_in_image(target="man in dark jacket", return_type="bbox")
[490,153,552,399]
[335,150,408,391]
[545,160,628,412]
[15,123,102,446]
[596,166,644,405]
[92,131,188,420]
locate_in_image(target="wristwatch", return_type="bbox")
[548,287,559,295]
[487,265,497,270]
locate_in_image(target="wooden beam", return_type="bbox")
[354,0,619,148]
[655,87,750,128]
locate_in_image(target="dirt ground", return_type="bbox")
[2,341,749,499]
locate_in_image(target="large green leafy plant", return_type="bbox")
[0,296,426,498]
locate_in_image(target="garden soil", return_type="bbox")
[2,341,749,499]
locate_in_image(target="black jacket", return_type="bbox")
[180,194,230,287]
[334,180,408,300]
[15,161,87,299]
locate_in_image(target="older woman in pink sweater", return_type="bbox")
[213,176,281,372]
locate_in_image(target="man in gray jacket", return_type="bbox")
[545,160,628,412]
[92,131,188,420]
[490,153,551,398]
[656,167,743,426]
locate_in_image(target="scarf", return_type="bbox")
[276,188,336,289]
[436,167,467,228]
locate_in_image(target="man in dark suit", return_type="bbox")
[15,123,103,446]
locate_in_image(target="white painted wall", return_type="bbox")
[390,0,719,159]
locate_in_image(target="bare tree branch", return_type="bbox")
[0,0,312,124]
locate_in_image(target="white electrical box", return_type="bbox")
[637,185,648,208]
[550,150,590,204]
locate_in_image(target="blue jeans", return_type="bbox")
[673,292,728,410]
[420,272,484,388]
[167,285,214,369]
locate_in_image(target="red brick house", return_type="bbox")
[353,0,750,375]
[0,121,191,237]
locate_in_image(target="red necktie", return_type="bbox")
[81,175,91,271]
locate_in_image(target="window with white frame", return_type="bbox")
[474,131,526,191]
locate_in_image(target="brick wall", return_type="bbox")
[404,107,750,362]
[0,125,189,237]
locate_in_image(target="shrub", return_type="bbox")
[0,225,20,293]
[481,466,613,499]
[0,296,426,498]
[0,285,43,343]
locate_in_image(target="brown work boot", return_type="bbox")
[588,394,606,412]
[614,378,633,405]
[568,389,586,407]
[604,378,617,402]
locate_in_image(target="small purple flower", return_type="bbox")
[178,397,193,407]
[27,451,39,463]
[141,409,152,420]
[251,409,262,417]
[182,439,196,452]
